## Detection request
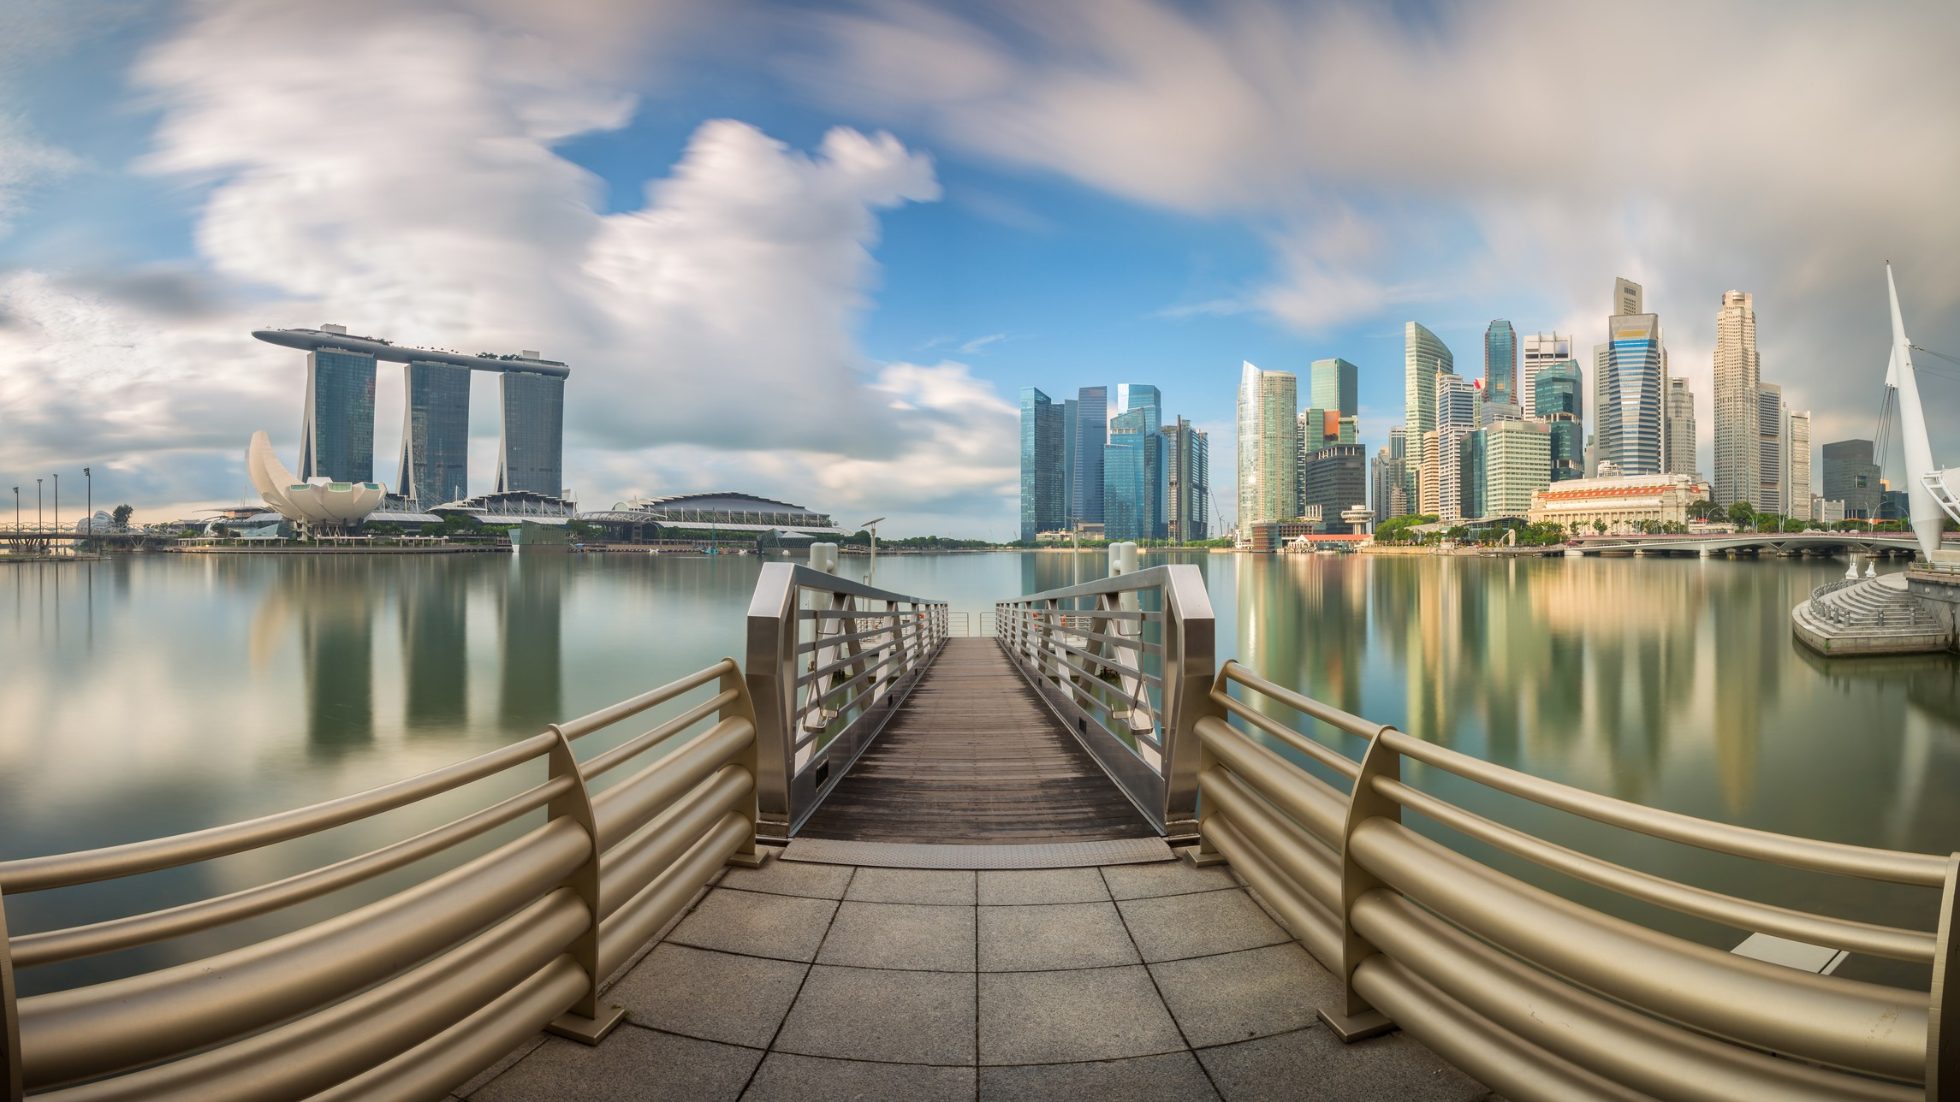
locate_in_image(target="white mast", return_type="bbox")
[1887,263,1942,558]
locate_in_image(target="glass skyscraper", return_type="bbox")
[1664,377,1698,480]
[1403,322,1453,512]
[1520,332,1572,419]
[496,371,566,496]
[1301,444,1366,534]
[1309,358,1358,417]
[1483,320,1517,407]
[1019,388,1065,541]
[1061,397,1079,522]
[300,348,377,482]
[1103,406,1160,541]
[1598,313,1665,475]
[1073,387,1107,525]
[401,360,471,505]
[1237,362,1299,530]
[1164,418,1209,541]
[1533,361,1582,419]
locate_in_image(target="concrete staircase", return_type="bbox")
[1792,573,1952,655]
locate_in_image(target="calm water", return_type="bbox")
[3,550,1956,987]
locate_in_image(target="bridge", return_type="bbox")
[3,551,1953,1101]
[1567,531,1930,558]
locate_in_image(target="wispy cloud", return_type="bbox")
[958,332,1008,354]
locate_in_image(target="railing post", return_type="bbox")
[1930,854,1960,1099]
[542,725,626,1045]
[1160,565,1214,843]
[722,663,768,868]
[1,886,21,1102]
[746,562,799,840]
[1318,725,1400,1042]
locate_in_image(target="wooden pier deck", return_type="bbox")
[795,638,1154,844]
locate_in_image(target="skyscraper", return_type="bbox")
[1756,383,1784,515]
[400,360,470,505]
[1371,447,1404,523]
[1483,320,1517,408]
[1436,371,1478,432]
[1073,387,1108,525]
[1615,277,1644,318]
[1165,418,1210,541]
[1301,445,1366,534]
[1421,427,1476,524]
[1484,419,1552,518]
[1404,322,1453,509]
[1822,439,1880,519]
[1104,406,1160,541]
[1115,383,1162,430]
[1019,387,1064,541]
[1060,398,1078,523]
[1664,376,1697,480]
[1596,279,1664,475]
[300,344,378,483]
[1534,360,1582,419]
[1546,416,1583,482]
[1520,333,1573,420]
[1237,362,1299,530]
[1786,410,1812,521]
[1310,358,1359,417]
[1711,290,1760,507]
[495,370,566,496]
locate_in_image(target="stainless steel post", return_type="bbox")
[1321,727,1401,1042]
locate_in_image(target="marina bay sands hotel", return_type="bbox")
[252,324,568,505]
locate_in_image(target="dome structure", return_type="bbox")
[247,431,385,528]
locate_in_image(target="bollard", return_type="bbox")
[809,542,838,574]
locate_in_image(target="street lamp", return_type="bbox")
[83,467,91,547]
[860,517,886,586]
[36,477,43,542]
[52,472,59,542]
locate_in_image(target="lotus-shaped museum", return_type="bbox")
[247,431,385,528]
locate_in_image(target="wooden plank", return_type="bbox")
[795,638,1155,844]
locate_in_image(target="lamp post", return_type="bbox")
[37,477,43,549]
[84,467,91,548]
[860,517,886,587]
[13,486,18,535]
[53,473,59,554]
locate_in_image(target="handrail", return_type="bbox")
[991,546,1214,837]
[744,558,948,839]
[1194,657,1960,1100]
[0,658,762,1100]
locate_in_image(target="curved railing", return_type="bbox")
[1197,662,1958,1102]
[0,660,762,1102]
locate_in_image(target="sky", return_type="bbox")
[2,0,1958,537]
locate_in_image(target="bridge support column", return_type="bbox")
[1698,547,1710,558]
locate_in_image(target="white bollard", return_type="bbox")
[809,542,839,574]
[1845,556,1859,580]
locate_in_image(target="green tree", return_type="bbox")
[1726,501,1756,529]
[111,503,134,528]
[1688,499,1720,522]
[1592,520,1607,535]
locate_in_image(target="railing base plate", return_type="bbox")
[547,1004,627,1046]
[1317,1006,1394,1043]
[726,847,774,869]
[1179,845,1229,868]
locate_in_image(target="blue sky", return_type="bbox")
[2,1,1957,536]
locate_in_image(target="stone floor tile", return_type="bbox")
[977,901,1140,971]
[775,965,977,1065]
[977,867,1109,905]
[718,859,855,900]
[455,1035,546,1097]
[818,901,976,972]
[1197,1028,1487,1102]
[745,1052,977,1102]
[609,944,808,1048]
[469,1029,760,1102]
[1101,860,1240,900]
[1149,943,1335,1048]
[1117,890,1290,963]
[977,1051,1219,1101]
[666,888,839,962]
[978,966,1184,1065]
[846,866,977,905]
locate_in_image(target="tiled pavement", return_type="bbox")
[458,856,1493,1101]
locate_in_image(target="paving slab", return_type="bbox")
[1117,889,1291,962]
[1101,860,1240,900]
[818,901,976,972]
[1197,1028,1487,1102]
[775,965,977,1065]
[745,1052,977,1102]
[978,966,1184,1065]
[977,901,1140,971]
[977,867,1110,905]
[455,1036,546,1097]
[468,1028,760,1102]
[845,866,978,905]
[719,859,854,900]
[666,888,839,962]
[609,943,808,1048]
[977,1051,1219,1101]
[1150,943,1334,1048]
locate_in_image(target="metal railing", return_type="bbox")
[0,661,761,1102]
[1196,660,1959,1101]
[948,610,996,637]
[745,561,948,839]
[993,546,1213,837]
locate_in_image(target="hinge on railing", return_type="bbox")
[1320,726,1400,1043]
[1,885,22,1102]
[543,726,627,1045]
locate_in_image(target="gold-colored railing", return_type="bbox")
[0,660,761,1102]
[1198,661,1959,1101]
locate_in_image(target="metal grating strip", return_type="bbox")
[779,837,1175,870]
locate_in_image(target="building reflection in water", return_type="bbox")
[400,557,469,730]
[497,554,565,734]
[293,558,377,755]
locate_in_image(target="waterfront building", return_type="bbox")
[495,370,565,496]
[1310,358,1358,417]
[1478,395,1522,430]
[1881,488,1910,521]
[1421,426,1476,524]
[1461,430,1487,520]
[300,342,377,483]
[1073,386,1108,524]
[1110,384,1164,535]
[1755,383,1784,515]
[1238,362,1300,529]
[1817,498,1846,524]
[1437,372,1478,432]
[1664,376,1698,481]
[1821,439,1881,519]
[1115,383,1162,430]
[1404,322,1453,509]
[597,492,844,543]
[1533,360,1582,419]
[1484,420,1553,519]
[1595,279,1665,475]
[1711,290,1760,507]
[1164,418,1210,541]
[1484,320,1517,408]
[1103,406,1160,541]
[1372,447,1407,523]
[1061,398,1078,522]
[1546,415,1583,482]
[1520,332,1573,419]
[1246,519,1322,553]
[1786,410,1813,521]
[1528,472,1710,533]
[1338,415,1358,445]
[1019,387,1065,541]
[401,361,470,505]
[1302,444,1367,534]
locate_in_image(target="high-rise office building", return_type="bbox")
[1103,406,1160,541]
[400,361,471,505]
[1302,445,1367,534]
[1520,333,1573,420]
[1115,383,1162,430]
[1533,360,1582,419]
[1165,418,1210,541]
[1436,371,1478,432]
[1421,426,1476,524]
[1461,430,1487,521]
[1372,447,1407,523]
[495,370,565,496]
[1484,320,1517,408]
[1663,377,1697,480]
[1404,322,1453,510]
[1238,362,1300,530]
[300,344,378,483]
[1019,387,1064,540]
[1546,416,1583,482]
[1060,397,1079,522]
[1711,290,1760,507]
[1311,358,1359,418]
[1073,387,1108,525]
[1785,410,1812,521]
[1596,279,1664,475]
[1821,439,1881,519]
[1615,277,1644,318]
[1484,419,1552,519]
[1756,383,1784,515]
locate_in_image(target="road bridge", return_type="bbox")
[1567,531,1930,557]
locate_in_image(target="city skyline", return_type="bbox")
[2,2,1958,537]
